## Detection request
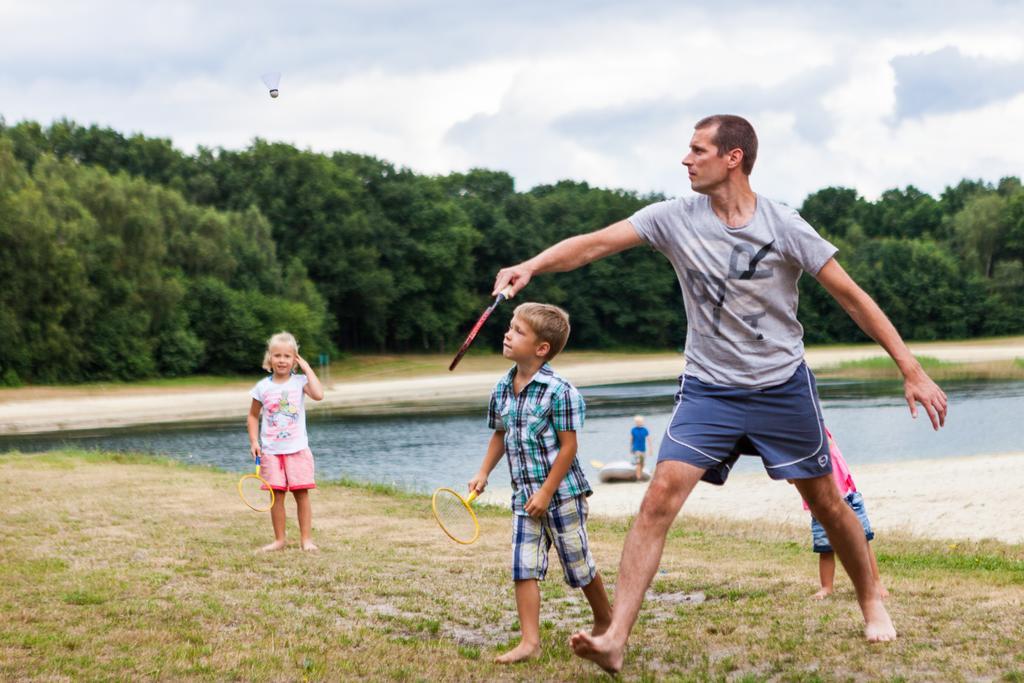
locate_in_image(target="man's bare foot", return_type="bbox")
[863,599,897,642]
[301,541,319,552]
[570,630,624,674]
[260,540,286,552]
[494,641,540,664]
[812,587,833,600]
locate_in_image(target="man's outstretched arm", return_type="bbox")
[492,219,644,297]
[815,257,948,429]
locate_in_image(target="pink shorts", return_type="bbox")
[261,448,316,491]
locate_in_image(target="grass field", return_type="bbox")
[815,356,1024,382]
[324,350,683,381]
[2,450,1023,681]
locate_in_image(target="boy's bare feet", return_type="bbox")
[494,641,540,664]
[879,586,890,599]
[812,587,833,600]
[570,631,625,674]
[301,541,319,552]
[863,599,897,642]
[260,540,286,552]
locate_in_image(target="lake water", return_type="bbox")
[2,378,1022,494]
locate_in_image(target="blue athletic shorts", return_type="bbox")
[811,491,875,553]
[657,362,832,485]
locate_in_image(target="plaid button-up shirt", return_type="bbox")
[488,363,591,515]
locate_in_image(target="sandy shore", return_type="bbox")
[482,452,1024,545]
[2,338,1023,435]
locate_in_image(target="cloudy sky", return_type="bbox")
[3,1,1023,204]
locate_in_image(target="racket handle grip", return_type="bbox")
[497,285,513,301]
[466,490,479,504]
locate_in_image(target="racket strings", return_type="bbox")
[434,490,477,542]
[239,474,273,511]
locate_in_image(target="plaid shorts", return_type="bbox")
[511,495,596,588]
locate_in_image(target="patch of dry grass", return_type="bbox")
[816,356,1024,382]
[313,350,683,382]
[2,450,1023,681]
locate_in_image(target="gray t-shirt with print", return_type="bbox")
[629,194,837,389]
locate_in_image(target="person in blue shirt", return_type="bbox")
[630,415,650,480]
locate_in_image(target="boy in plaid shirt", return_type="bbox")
[469,302,611,664]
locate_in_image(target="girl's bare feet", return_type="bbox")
[301,540,319,552]
[494,641,540,664]
[812,586,833,600]
[260,540,286,552]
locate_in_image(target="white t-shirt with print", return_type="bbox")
[250,374,309,455]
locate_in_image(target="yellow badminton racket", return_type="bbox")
[238,455,275,512]
[431,488,480,544]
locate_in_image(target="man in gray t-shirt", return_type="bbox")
[491,115,947,673]
[629,193,837,388]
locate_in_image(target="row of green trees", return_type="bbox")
[796,181,1024,341]
[2,118,1023,384]
[0,136,331,383]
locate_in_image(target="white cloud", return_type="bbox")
[2,0,1023,206]
[890,46,1024,120]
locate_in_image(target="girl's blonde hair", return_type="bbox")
[262,331,299,372]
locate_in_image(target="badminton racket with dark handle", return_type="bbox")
[448,286,513,371]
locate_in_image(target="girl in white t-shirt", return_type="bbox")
[247,332,325,551]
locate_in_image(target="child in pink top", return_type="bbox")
[803,429,887,600]
[247,332,325,552]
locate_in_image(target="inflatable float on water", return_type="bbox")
[591,460,651,483]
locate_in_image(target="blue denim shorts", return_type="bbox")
[811,491,875,553]
[657,362,832,485]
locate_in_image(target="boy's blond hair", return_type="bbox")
[262,331,299,372]
[513,302,571,361]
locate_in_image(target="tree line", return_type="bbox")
[2,118,1022,385]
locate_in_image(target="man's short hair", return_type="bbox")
[513,302,571,361]
[695,114,758,175]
